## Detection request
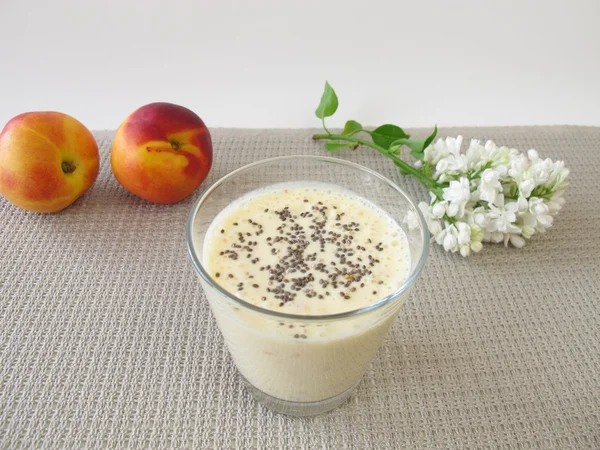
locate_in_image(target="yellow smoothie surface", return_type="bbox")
[204,182,411,316]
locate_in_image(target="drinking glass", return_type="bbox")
[186,155,429,416]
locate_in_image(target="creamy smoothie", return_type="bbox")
[197,181,411,403]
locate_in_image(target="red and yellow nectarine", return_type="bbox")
[0,112,100,213]
[110,102,212,204]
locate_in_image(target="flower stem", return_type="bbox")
[321,118,331,136]
[312,133,439,190]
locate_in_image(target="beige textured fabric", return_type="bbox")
[1,126,599,449]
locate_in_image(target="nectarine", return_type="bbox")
[0,112,100,213]
[110,102,212,204]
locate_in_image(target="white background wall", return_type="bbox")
[1,0,598,131]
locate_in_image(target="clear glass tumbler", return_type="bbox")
[186,155,429,416]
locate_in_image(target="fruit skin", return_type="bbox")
[110,102,213,204]
[0,112,100,213]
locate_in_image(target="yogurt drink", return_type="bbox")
[196,182,412,404]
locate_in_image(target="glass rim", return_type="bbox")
[186,154,429,321]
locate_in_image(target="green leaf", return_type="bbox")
[389,125,438,160]
[368,124,409,149]
[324,141,353,152]
[342,120,362,136]
[390,138,422,156]
[314,81,339,119]
[410,149,425,161]
[423,125,438,150]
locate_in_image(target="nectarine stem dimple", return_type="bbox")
[61,161,76,174]
[170,140,181,151]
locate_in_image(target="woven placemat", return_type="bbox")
[1,126,599,449]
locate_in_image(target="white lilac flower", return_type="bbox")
[527,197,554,232]
[504,233,526,248]
[516,195,529,213]
[467,206,490,230]
[518,177,536,198]
[488,145,514,174]
[442,177,471,218]
[464,139,485,172]
[431,221,483,256]
[424,136,456,166]
[547,161,570,191]
[435,156,467,179]
[508,153,529,180]
[527,157,556,189]
[520,224,536,239]
[509,155,539,198]
[418,202,443,237]
[456,222,474,257]
[487,194,521,234]
[527,149,539,161]
[416,135,568,256]
[470,224,484,246]
[470,241,483,253]
[435,224,459,253]
[431,136,466,178]
[456,221,471,246]
[431,201,447,218]
[546,195,566,215]
[478,169,502,203]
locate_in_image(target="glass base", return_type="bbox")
[240,375,359,417]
